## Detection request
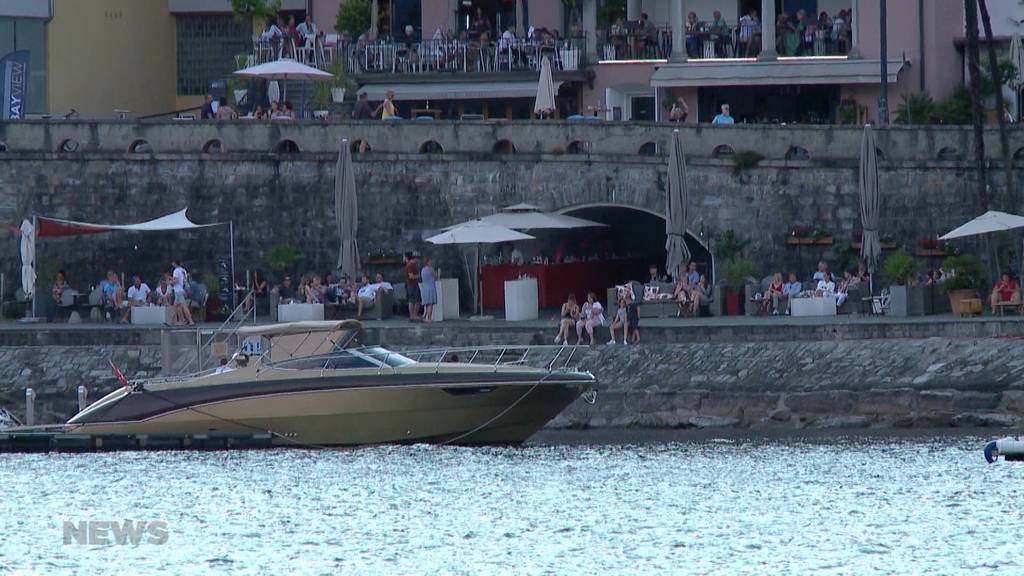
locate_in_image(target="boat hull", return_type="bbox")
[67,380,587,446]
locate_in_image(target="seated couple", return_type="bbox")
[553,292,606,346]
[670,272,712,317]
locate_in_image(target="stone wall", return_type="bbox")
[0,121,1020,310]
[3,323,1024,430]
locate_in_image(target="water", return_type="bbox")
[0,431,1019,575]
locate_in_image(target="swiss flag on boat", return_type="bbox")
[109,359,129,388]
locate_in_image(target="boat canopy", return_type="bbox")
[239,320,363,362]
[237,320,362,338]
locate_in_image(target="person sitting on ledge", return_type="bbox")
[990,273,1020,311]
[123,275,151,322]
[690,274,712,316]
[764,272,784,315]
[685,261,700,285]
[554,293,579,345]
[812,260,829,282]
[673,276,691,317]
[608,297,627,345]
[782,272,802,314]
[276,275,295,305]
[815,271,836,298]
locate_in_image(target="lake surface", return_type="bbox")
[0,431,1019,575]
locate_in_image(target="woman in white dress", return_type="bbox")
[575,292,605,346]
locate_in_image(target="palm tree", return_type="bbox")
[978,0,1015,208]
[964,0,989,212]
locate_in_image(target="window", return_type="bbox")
[275,140,300,153]
[419,141,443,154]
[638,142,658,156]
[175,15,250,96]
[493,140,516,154]
[0,17,47,114]
[128,140,153,154]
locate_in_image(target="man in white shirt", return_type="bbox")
[171,260,195,325]
[122,275,151,322]
[356,273,393,318]
[296,14,318,43]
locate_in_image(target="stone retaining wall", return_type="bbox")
[2,325,1023,430]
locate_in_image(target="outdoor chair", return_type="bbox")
[869,288,890,315]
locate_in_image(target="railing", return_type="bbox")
[596,22,851,61]
[266,345,589,376]
[349,37,588,75]
[186,290,256,375]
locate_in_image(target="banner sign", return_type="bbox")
[1,50,30,120]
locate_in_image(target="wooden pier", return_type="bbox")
[0,430,274,453]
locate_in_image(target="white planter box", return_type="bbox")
[233,89,247,105]
[331,88,346,103]
[278,303,325,322]
[131,306,173,325]
[790,297,837,317]
[504,278,538,321]
[431,278,460,321]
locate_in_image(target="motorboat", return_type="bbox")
[66,320,594,446]
[984,437,1024,463]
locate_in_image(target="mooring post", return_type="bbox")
[77,385,88,413]
[25,388,35,426]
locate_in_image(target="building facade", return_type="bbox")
[0,0,1005,123]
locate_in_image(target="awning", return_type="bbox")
[36,208,222,237]
[357,81,563,102]
[650,58,907,88]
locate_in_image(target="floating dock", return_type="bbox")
[0,430,274,453]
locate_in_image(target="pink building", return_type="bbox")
[316,0,977,123]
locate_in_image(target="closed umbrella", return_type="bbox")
[859,124,881,294]
[426,221,535,315]
[1011,32,1024,117]
[268,81,281,104]
[665,129,690,280]
[336,139,360,275]
[534,56,556,119]
[19,219,34,308]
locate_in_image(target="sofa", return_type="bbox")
[606,280,681,318]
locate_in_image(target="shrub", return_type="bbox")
[882,251,917,285]
[721,258,757,291]
[268,243,300,274]
[336,0,372,39]
[941,255,985,292]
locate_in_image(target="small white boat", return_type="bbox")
[984,437,1024,463]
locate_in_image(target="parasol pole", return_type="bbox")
[229,220,236,308]
[476,244,482,315]
[31,215,37,319]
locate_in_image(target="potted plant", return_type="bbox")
[311,81,332,119]
[941,254,985,315]
[721,257,757,316]
[882,250,920,316]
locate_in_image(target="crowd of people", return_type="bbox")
[52,261,197,325]
[271,252,440,321]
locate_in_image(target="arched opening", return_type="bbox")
[419,140,443,154]
[0,141,6,152]
[785,146,810,161]
[566,140,591,154]
[712,144,735,158]
[555,203,715,285]
[493,139,516,154]
[128,139,153,154]
[58,139,79,153]
[638,142,658,156]
[351,139,371,153]
[202,139,223,154]
[936,146,959,160]
[274,139,300,153]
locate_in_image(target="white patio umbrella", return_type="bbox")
[939,211,1024,240]
[426,220,535,315]
[234,59,332,109]
[268,81,281,104]
[447,204,606,231]
[534,56,556,119]
[859,124,881,295]
[335,139,360,275]
[665,129,690,280]
[19,219,35,310]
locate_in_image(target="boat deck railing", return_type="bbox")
[266,345,589,377]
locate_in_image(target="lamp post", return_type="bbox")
[878,0,889,125]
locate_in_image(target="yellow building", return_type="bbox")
[0,0,304,116]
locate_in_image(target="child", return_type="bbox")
[626,294,640,345]
[608,298,627,345]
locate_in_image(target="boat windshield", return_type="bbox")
[270,347,416,371]
[359,347,416,368]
